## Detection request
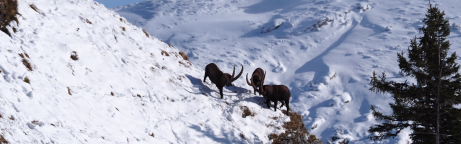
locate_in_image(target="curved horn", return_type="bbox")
[232,64,244,82]
[246,73,252,86]
[260,71,266,94]
[246,73,256,89]
[231,64,235,78]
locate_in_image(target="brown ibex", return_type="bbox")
[259,72,291,115]
[203,63,243,99]
[246,68,265,96]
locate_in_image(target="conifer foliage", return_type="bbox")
[0,0,19,37]
[368,3,461,144]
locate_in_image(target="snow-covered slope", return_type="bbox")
[114,0,461,143]
[0,0,300,143]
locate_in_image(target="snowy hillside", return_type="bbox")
[0,0,309,143]
[114,0,461,143]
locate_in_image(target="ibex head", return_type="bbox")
[224,65,243,87]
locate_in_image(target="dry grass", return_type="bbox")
[308,135,317,143]
[71,51,78,61]
[23,76,30,84]
[85,19,92,24]
[67,87,72,95]
[149,133,155,138]
[29,4,39,13]
[137,94,141,98]
[168,43,173,48]
[119,18,123,22]
[161,50,170,56]
[111,92,114,96]
[31,120,39,125]
[0,135,8,144]
[241,106,255,118]
[240,133,246,140]
[179,51,189,61]
[121,27,126,31]
[18,53,24,58]
[143,29,150,37]
[22,59,32,71]
[179,61,189,68]
[0,0,20,37]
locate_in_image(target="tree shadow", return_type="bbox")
[295,19,359,82]
[353,100,370,123]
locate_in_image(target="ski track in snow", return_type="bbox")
[113,0,461,143]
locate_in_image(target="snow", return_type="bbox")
[0,0,296,143]
[113,0,461,143]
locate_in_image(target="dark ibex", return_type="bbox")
[259,72,291,115]
[204,63,243,99]
[246,68,265,96]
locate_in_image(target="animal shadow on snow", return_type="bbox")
[185,74,249,99]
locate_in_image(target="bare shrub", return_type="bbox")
[121,27,126,31]
[29,4,39,13]
[179,51,189,61]
[70,51,78,60]
[22,59,32,71]
[0,0,20,37]
[241,106,255,118]
[111,92,114,96]
[269,110,316,144]
[308,135,317,143]
[149,133,154,138]
[119,18,123,22]
[143,29,150,37]
[0,134,8,144]
[240,133,246,140]
[168,43,173,48]
[23,76,30,84]
[18,53,24,58]
[311,124,318,130]
[161,50,170,56]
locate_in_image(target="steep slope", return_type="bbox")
[0,0,302,143]
[114,0,461,143]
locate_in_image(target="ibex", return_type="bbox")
[204,63,243,99]
[259,72,291,115]
[246,68,265,96]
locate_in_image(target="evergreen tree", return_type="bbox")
[367,3,461,144]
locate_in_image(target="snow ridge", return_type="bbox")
[0,0,294,143]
